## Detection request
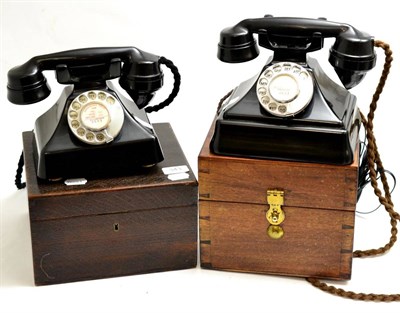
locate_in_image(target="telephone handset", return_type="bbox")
[7,47,180,180]
[212,16,376,165]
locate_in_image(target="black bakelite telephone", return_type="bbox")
[7,47,180,181]
[212,15,377,165]
[213,16,400,302]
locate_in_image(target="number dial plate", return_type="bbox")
[256,62,314,117]
[67,91,124,145]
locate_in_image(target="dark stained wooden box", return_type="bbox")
[23,123,197,285]
[198,124,358,280]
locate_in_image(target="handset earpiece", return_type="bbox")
[329,30,376,89]
[119,50,163,109]
[120,54,181,113]
[218,25,260,63]
[7,58,51,104]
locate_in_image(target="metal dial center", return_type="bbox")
[269,74,299,103]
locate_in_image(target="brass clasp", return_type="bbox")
[266,190,285,225]
[266,190,285,239]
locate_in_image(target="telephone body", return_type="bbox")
[7,47,179,180]
[212,16,377,165]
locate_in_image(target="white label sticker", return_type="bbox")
[162,165,189,175]
[167,173,190,181]
[64,178,88,186]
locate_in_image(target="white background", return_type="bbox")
[1,0,399,312]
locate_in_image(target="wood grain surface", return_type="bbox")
[23,123,198,285]
[199,121,357,280]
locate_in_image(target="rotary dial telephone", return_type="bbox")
[212,16,400,302]
[212,15,377,165]
[7,47,180,180]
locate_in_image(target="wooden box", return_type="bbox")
[23,123,197,285]
[198,124,358,280]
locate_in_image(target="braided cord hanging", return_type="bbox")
[306,40,400,302]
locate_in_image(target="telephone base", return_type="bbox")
[33,126,163,181]
[32,84,164,180]
[211,59,361,165]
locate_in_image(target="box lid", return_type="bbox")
[199,121,358,212]
[23,123,197,221]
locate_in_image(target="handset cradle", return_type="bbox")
[212,16,376,165]
[7,47,180,180]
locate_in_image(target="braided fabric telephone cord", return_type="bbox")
[144,56,181,113]
[306,40,400,301]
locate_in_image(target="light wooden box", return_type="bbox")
[198,124,358,280]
